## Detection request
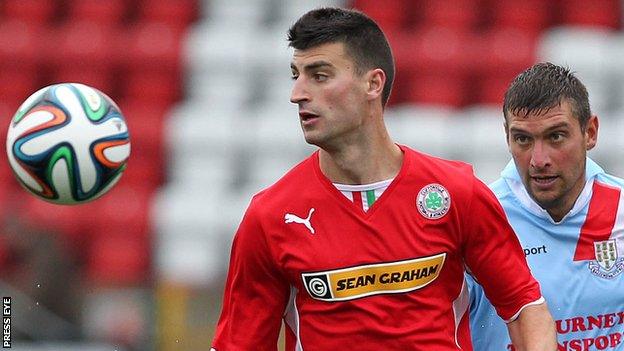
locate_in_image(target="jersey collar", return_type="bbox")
[311,144,411,218]
[500,158,604,224]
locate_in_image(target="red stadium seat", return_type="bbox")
[419,0,480,31]
[122,22,183,74]
[473,29,537,105]
[119,156,164,190]
[2,0,57,26]
[52,68,115,96]
[92,184,152,240]
[0,233,8,274]
[489,0,552,35]
[0,176,11,214]
[387,31,416,78]
[475,28,537,79]
[87,235,150,285]
[474,74,516,105]
[119,102,168,146]
[392,27,473,78]
[115,102,168,188]
[22,196,93,258]
[0,101,13,121]
[0,186,21,274]
[389,27,474,107]
[559,0,620,29]
[67,0,129,26]
[136,0,199,29]
[352,0,409,32]
[47,21,119,73]
[0,19,43,71]
[50,21,119,65]
[386,69,411,106]
[406,74,467,107]
[0,68,40,110]
[118,100,169,122]
[119,22,183,104]
[0,102,17,189]
[46,21,120,97]
[87,184,152,284]
[122,72,181,106]
[0,19,42,107]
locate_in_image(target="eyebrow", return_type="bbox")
[509,122,571,134]
[290,60,333,72]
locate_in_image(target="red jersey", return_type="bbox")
[212,145,542,350]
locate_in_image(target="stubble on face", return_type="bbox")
[507,102,591,221]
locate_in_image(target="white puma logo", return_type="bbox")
[284,208,315,234]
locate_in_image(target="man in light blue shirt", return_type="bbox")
[468,62,624,350]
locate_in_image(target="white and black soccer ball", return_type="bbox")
[6,83,130,205]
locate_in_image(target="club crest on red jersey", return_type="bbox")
[416,184,451,219]
[589,239,624,279]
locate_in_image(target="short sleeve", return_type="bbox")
[463,177,543,322]
[212,203,290,351]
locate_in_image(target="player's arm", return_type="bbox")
[463,177,556,350]
[507,303,556,351]
[211,202,290,351]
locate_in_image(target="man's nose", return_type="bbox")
[530,141,551,169]
[290,77,309,104]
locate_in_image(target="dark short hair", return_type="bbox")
[287,7,395,107]
[503,62,591,130]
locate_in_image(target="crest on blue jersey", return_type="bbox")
[589,239,624,279]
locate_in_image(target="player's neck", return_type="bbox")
[318,131,403,185]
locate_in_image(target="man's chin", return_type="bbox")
[303,131,331,148]
[303,135,321,146]
[529,191,561,211]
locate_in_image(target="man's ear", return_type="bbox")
[585,115,599,151]
[366,68,385,102]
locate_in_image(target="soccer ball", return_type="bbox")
[6,83,130,205]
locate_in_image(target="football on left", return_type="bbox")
[6,83,131,205]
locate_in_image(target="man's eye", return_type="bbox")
[551,133,564,142]
[514,135,530,144]
[314,74,328,82]
[291,74,299,80]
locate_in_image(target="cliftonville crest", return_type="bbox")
[589,239,624,279]
[417,184,451,219]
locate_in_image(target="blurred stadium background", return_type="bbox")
[0,0,623,350]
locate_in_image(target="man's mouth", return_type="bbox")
[299,111,319,122]
[531,175,558,185]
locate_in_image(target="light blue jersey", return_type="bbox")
[468,158,624,351]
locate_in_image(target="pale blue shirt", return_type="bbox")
[468,158,624,350]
